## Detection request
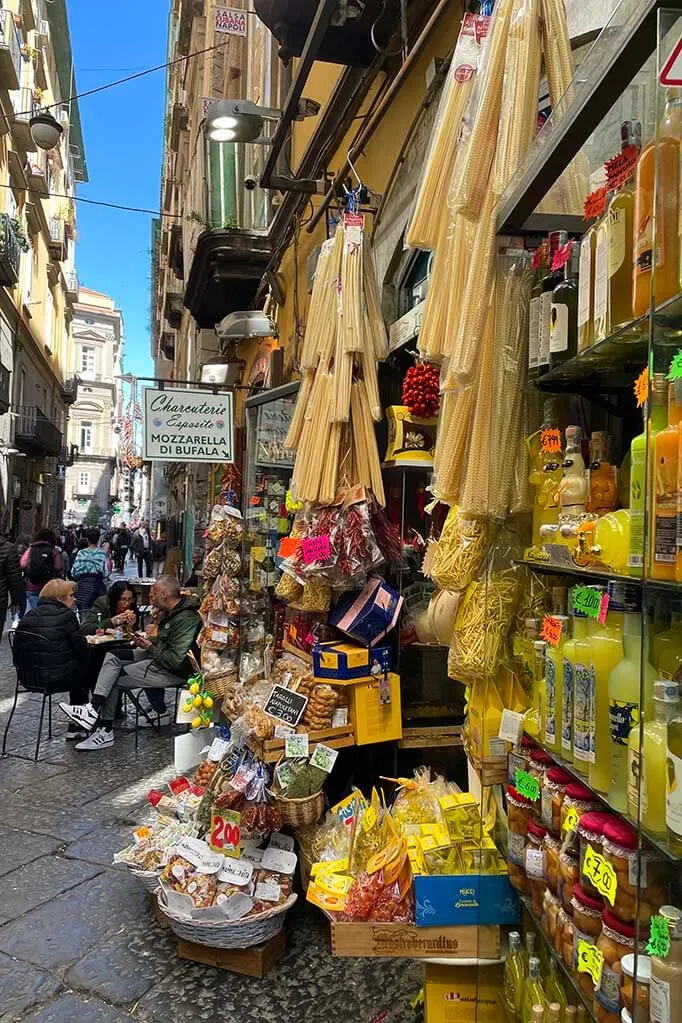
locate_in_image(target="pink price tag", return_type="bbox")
[598,593,610,625]
[301,535,331,564]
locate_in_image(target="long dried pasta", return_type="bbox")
[433,385,474,504]
[457,302,496,518]
[448,569,520,684]
[284,368,315,450]
[340,233,363,354]
[299,238,333,371]
[431,509,488,591]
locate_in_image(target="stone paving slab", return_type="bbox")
[63,825,134,869]
[0,798,99,843]
[0,855,103,925]
[20,994,135,1022]
[0,825,61,878]
[0,951,61,1021]
[0,755,70,791]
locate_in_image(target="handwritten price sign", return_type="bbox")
[572,587,610,624]
[583,843,617,905]
[562,805,581,834]
[583,186,607,221]
[301,534,331,564]
[540,428,562,455]
[634,366,649,408]
[515,769,540,802]
[210,809,241,859]
[647,915,671,958]
[577,939,604,986]
[542,614,563,647]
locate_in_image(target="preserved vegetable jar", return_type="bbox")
[525,819,548,914]
[602,818,668,924]
[544,830,561,895]
[559,845,580,911]
[507,785,534,892]
[619,952,650,1023]
[543,888,561,944]
[578,811,615,898]
[594,909,642,1023]
[508,734,538,785]
[561,782,602,836]
[542,766,573,832]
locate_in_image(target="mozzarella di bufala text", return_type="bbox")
[147,391,232,458]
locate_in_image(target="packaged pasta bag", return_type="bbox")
[390,767,447,834]
[462,677,506,761]
[431,507,488,592]
[348,788,389,876]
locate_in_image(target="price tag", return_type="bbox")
[562,805,581,834]
[218,858,254,886]
[540,428,562,455]
[301,535,331,564]
[647,915,671,958]
[572,586,603,619]
[311,857,349,878]
[598,592,610,625]
[515,769,540,802]
[173,836,223,873]
[668,350,682,382]
[278,537,300,558]
[209,809,241,858]
[542,614,563,647]
[268,832,295,853]
[310,743,339,773]
[285,733,309,759]
[583,186,607,221]
[261,847,297,874]
[264,684,308,727]
[316,872,354,896]
[634,366,649,408]
[207,737,230,763]
[498,709,524,745]
[551,239,574,272]
[255,882,282,903]
[577,939,604,986]
[332,707,348,727]
[605,144,638,191]
[583,843,618,906]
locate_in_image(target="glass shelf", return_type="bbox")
[517,557,682,596]
[520,896,597,1020]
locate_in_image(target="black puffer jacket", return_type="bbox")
[15,597,88,685]
[0,536,23,615]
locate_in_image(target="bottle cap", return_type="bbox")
[620,953,651,982]
[653,680,679,703]
[651,372,669,405]
[533,640,547,653]
[659,905,682,937]
[565,425,582,446]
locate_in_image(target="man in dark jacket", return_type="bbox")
[58,575,201,750]
[131,522,153,577]
[15,579,89,740]
[0,533,24,629]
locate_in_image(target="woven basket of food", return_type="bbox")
[157,892,297,949]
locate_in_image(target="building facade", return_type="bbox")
[64,287,122,525]
[0,0,86,538]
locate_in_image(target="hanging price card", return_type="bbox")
[540,428,562,455]
[668,350,682,382]
[542,614,563,647]
[209,809,241,858]
[634,366,649,408]
[647,915,671,958]
[577,939,604,986]
[605,144,639,191]
[598,592,610,624]
[583,186,607,221]
[515,769,540,802]
[301,535,331,564]
[562,806,581,834]
[572,586,603,618]
[551,239,574,272]
[278,537,300,558]
[583,843,618,905]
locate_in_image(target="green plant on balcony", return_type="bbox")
[9,218,29,253]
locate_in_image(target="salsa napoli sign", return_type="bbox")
[143,387,234,463]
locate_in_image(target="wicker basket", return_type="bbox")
[204,669,239,700]
[157,892,297,949]
[270,788,325,827]
[128,867,163,893]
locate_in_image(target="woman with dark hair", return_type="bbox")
[20,528,65,610]
[71,528,110,614]
[81,580,138,636]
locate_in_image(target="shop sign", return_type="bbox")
[143,387,234,463]
[661,37,682,85]
[389,301,424,353]
[214,7,247,35]
[263,684,308,727]
[256,397,295,468]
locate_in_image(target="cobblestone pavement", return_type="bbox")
[0,621,420,1022]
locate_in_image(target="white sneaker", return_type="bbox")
[75,727,114,751]
[137,710,171,728]
[65,724,88,742]
[58,702,98,730]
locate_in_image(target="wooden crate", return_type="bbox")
[177,930,286,977]
[398,725,462,750]
[329,920,500,959]
[247,724,355,763]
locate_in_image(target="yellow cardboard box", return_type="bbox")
[345,672,402,745]
[424,962,504,1023]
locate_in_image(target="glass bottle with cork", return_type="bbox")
[529,243,549,380]
[538,232,568,376]
[550,240,579,370]
[578,214,598,353]
[607,120,639,331]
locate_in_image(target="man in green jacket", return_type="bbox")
[58,575,201,751]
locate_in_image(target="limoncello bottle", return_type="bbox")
[545,616,569,755]
[589,582,625,794]
[523,958,548,1023]
[569,605,595,777]
[503,931,525,1020]
[628,680,679,833]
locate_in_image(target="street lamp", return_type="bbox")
[29,111,63,151]
[205,99,277,144]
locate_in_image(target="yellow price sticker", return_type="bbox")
[316,872,354,897]
[577,939,604,986]
[562,806,581,834]
[582,843,617,906]
[311,857,348,878]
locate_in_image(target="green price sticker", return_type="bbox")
[647,915,671,958]
[515,769,540,802]
[572,586,602,619]
[668,350,682,382]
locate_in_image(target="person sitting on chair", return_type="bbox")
[58,575,201,751]
[15,579,89,742]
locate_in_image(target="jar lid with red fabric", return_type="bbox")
[564,782,595,801]
[546,767,572,785]
[602,907,637,940]
[602,818,637,850]
[573,882,604,912]
[577,811,615,841]
[529,749,554,767]
[507,785,533,807]
[527,819,547,840]
[521,735,537,750]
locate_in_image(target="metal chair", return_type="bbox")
[3,630,76,761]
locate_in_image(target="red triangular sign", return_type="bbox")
[661,36,682,85]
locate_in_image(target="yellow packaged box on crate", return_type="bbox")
[344,672,402,745]
[424,963,504,1023]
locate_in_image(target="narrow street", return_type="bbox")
[0,622,418,1023]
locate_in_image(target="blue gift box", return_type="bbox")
[414,873,520,927]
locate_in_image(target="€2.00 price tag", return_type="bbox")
[577,939,604,986]
[515,769,540,802]
[583,843,617,906]
[209,809,241,859]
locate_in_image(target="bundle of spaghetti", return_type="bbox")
[458,302,496,518]
[406,67,475,251]
[431,507,488,591]
[362,242,388,361]
[491,0,542,199]
[448,568,520,683]
[540,0,587,213]
[417,241,450,361]
[351,379,385,505]
[316,226,344,368]
[319,419,343,506]
[290,371,331,501]
[284,368,315,450]
[331,323,353,423]
[360,348,382,422]
[299,237,333,371]
[340,231,363,354]
[441,213,477,359]
[443,189,497,388]
[432,385,475,504]
[451,0,514,220]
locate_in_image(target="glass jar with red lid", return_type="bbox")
[526,749,553,818]
[578,811,615,899]
[507,785,534,892]
[524,818,547,914]
[508,734,538,785]
[601,818,668,924]
[561,781,602,840]
[594,909,643,1023]
[542,765,573,832]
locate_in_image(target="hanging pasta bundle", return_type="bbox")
[362,242,388,362]
[291,372,333,502]
[432,385,475,504]
[457,302,496,518]
[417,242,450,361]
[340,231,364,354]
[299,238,334,371]
[351,380,385,505]
[284,367,315,450]
[317,226,344,370]
[441,213,477,359]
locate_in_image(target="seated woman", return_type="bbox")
[71,528,110,614]
[15,578,89,741]
[81,580,139,636]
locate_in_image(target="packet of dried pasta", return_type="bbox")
[431,507,488,591]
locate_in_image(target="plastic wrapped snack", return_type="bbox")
[349,790,390,875]
[391,768,448,832]
[161,855,218,908]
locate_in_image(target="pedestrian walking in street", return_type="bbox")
[59,576,201,750]
[131,521,153,577]
[20,529,65,610]
[112,524,131,572]
[16,579,89,741]
[0,532,24,630]
[70,528,110,614]
[152,533,167,577]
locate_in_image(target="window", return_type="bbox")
[80,420,93,453]
[44,289,54,353]
[78,472,90,494]
[21,248,32,311]
[80,345,95,377]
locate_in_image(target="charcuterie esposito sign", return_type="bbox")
[143,387,234,462]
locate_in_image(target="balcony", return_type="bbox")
[26,148,48,191]
[64,270,79,303]
[12,87,38,152]
[183,135,273,327]
[48,217,68,262]
[0,362,10,414]
[0,10,22,93]
[61,376,78,406]
[170,96,189,148]
[15,406,63,457]
[163,277,184,330]
[160,331,175,361]
[0,214,20,286]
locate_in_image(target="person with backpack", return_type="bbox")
[70,528,110,614]
[20,529,65,610]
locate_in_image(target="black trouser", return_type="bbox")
[136,552,152,577]
[115,546,129,571]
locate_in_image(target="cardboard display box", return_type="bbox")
[312,641,392,681]
[329,920,500,959]
[414,873,520,927]
[424,962,505,1023]
[341,672,403,745]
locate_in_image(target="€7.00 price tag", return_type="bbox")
[577,939,604,986]
[515,769,540,802]
[209,809,241,859]
[583,843,617,905]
